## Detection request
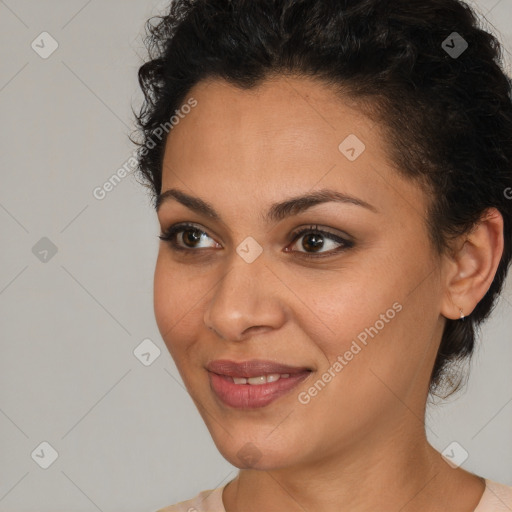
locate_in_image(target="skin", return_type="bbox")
[153,75,504,512]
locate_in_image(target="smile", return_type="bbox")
[206,359,312,408]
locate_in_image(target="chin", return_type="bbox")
[209,427,304,471]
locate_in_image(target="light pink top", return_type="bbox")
[155,478,512,512]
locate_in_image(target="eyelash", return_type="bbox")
[158,222,354,259]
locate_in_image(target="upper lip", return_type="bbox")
[206,359,312,378]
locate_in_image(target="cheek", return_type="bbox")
[312,292,402,380]
[153,255,200,352]
[153,256,174,336]
[304,253,426,376]
[297,261,400,347]
[310,267,439,411]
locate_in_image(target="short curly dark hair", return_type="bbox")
[132,0,512,398]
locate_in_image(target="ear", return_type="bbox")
[440,207,504,320]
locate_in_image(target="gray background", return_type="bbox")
[0,0,511,510]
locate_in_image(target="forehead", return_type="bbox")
[160,75,428,223]
[165,75,375,160]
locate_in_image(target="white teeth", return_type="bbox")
[231,373,287,385]
[247,376,267,385]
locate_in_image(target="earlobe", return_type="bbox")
[440,207,504,320]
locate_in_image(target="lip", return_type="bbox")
[206,359,312,409]
[206,359,311,378]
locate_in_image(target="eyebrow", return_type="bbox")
[155,187,378,223]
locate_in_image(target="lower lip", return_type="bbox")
[208,371,311,409]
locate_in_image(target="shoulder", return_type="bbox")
[155,486,226,512]
[474,479,512,511]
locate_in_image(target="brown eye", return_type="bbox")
[159,222,354,259]
[180,228,206,248]
[300,232,327,252]
[159,223,218,252]
[288,225,354,258]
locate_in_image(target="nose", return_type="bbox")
[203,255,288,342]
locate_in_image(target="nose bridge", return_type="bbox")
[203,250,285,341]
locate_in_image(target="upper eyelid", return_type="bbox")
[161,222,351,246]
[160,221,221,241]
[161,221,345,236]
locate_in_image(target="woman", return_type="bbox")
[133,0,512,510]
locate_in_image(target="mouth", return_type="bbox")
[206,359,313,409]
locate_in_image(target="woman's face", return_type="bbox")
[154,75,449,470]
